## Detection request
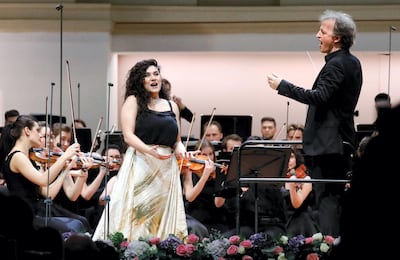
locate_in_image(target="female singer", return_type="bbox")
[92,58,190,241]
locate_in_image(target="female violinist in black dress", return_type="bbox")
[283,147,320,237]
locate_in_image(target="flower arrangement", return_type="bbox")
[103,230,336,260]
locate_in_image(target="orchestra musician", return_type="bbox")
[283,147,320,237]
[80,144,123,230]
[183,139,231,235]
[260,116,277,140]
[162,78,194,123]
[221,134,243,153]
[202,120,224,158]
[36,123,94,233]
[0,115,91,233]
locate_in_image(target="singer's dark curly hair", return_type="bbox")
[124,58,168,115]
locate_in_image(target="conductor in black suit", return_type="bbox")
[267,9,362,237]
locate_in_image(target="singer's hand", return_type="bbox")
[267,73,282,90]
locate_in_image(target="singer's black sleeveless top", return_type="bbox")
[135,100,178,148]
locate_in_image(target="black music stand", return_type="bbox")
[74,128,92,153]
[30,114,67,125]
[200,114,253,141]
[104,131,127,153]
[225,142,291,233]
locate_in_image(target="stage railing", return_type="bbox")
[233,140,352,234]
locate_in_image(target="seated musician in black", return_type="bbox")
[0,115,90,234]
[215,137,287,239]
[184,140,230,236]
[282,147,319,237]
[218,180,287,239]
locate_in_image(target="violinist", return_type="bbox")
[37,123,93,233]
[221,133,242,153]
[79,144,124,230]
[35,123,96,233]
[217,138,288,239]
[283,147,320,237]
[0,115,91,233]
[52,123,72,152]
[286,123,304,142]
[33,123,62,165]
[36,125,92,202]
[183,139,230,236]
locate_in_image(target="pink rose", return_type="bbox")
[120,240,129,249]
[185,244,195,255]
[239,240,252,249]
[226,245,239,255]
[307,253,320,260]
[229,235,241,245]
[149,237,160,245]
[274,246,283,254]
[242,255,253,260]
[305,237,314,244]
[187,234,199,244]
[324,235,335,245]
[175,244,187,256]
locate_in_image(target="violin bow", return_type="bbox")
[274,122,287,140]
[89,117,103,156]
[66,60,78,144]
[44,96,50,154]
[179,112,196,172]
[198,107,216,149]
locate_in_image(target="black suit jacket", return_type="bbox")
[277,49,362,156]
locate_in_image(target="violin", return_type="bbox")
[178,155,228,180]
[29,148,62,165]
[286,163,307,179]
[73,155,107,170]
[29,148,107,169]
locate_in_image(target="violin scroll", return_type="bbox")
[287,163,307,179]
[295,164,307,178]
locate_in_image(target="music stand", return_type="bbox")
[200,114,253,141]
[226,142,292,233]
[104,131,127,153]
[74,128,92,153]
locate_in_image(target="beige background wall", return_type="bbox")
[1,2,399,148]
[117,51,400,139]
